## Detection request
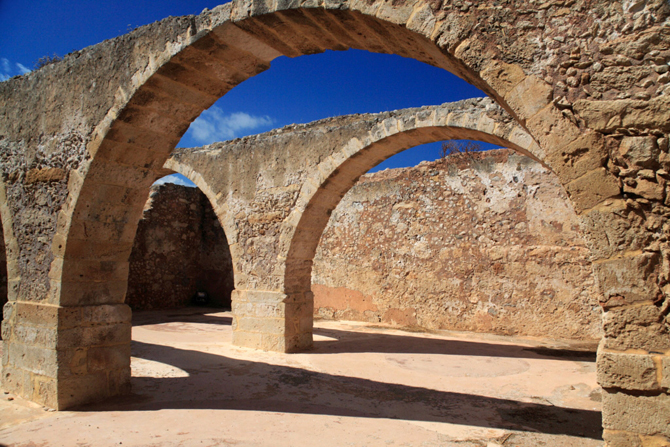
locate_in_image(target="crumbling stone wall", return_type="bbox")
[313,150,602,340]
[126,183,233,310]
[0,219,7,330]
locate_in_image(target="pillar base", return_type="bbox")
[231,289,313,353]
[1,301,132,409]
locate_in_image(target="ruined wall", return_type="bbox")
[0,219,7,331]
[126,183,233,310]
[313,150,602,340]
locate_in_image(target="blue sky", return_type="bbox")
[1,0,496,185]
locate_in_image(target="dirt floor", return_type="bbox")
[0,308,603,447]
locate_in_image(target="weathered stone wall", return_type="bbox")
[313,150,602,340]
[0,219,7,331]
[126,183,233,310]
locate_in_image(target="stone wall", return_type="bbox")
[126,183,233,310]
[144,150,601,340]
[0,219,6,333]
[313,150,603,340]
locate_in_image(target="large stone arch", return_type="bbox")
[0,1,668,444]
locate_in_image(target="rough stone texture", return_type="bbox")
[0,219,7,330]
[126,183,233,310]
[603,391,670,438]
[313,150,602,340]
[0,0,668,440]
[597,350,660,391]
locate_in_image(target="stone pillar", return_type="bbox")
[1,301,131,409]
[597,303,670,447]
[231,289,313,353]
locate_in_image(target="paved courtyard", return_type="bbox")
[0,308,603,446]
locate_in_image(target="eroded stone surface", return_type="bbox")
[313,150,602,340]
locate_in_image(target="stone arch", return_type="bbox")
[53,0,576,313]
[162,158,244,292]
[162,99,560,351]
[284,99,539,298]
[125,172,235,310]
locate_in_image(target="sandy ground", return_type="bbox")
[0,308,603,447]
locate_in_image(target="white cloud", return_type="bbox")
[0,58,31,82]
[186,106,275,144]
[153,174,196,188]
[16,63,30,75]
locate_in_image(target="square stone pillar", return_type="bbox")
[1,301,131,409]
[597,304,670,446]
[231,289,313,353]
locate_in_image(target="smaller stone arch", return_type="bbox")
[166,98,566,352]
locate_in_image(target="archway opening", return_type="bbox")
[125,174,234,311]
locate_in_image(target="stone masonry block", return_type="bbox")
[565,168,621,212]
[480,61,526,99]
[7,343,58,378]
[602,390,670,437]
[87,345,131,373]
[57,279,129,306]
[232,330,264,350]
[603,305,670,352]
[505,75,553,123]
[619,136,660,169]
[603,430,644,447]
[598,350,660,391]
[81,304,132,326]
[544,132,608,184]
[593,252,661,307]
[526,104,582,156]
[235,316,284,335]
[57,323,131,349]
[108,367,131,397]
[57,372,110,410]
[662,356,670,389]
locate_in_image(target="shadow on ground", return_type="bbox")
[77,310,602,441]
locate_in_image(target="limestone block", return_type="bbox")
[480,61,526,99]
[231,330,263,350]
[57,324,132,349]
[526,104,582,156]
[602,390,670,437]
[603,430,643,447]
[564,168,621,212]
[580,201,649,260]
[593,252,661,307]
[504,75,553,123]
[597,350,659,390]
[86,345,132,373]
[7,343,59,377]
[108,367,131,396]
[80,304,132,327]
[235,316,284,334]
[662,356,670,389]
[57,279,129,306]
[57,372,110,410]
[544,132,608,184]
[619,136,660,169]
[624,178,665,201]
[573,96,670,132]
[603,305,670,352]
